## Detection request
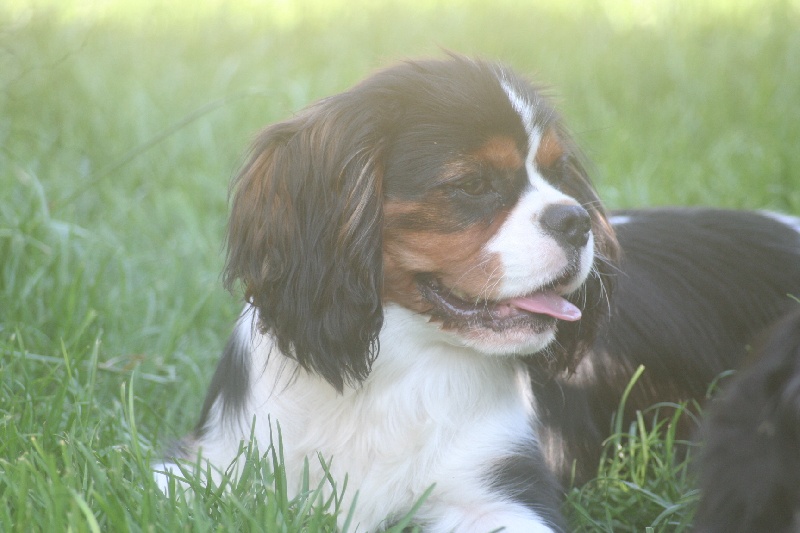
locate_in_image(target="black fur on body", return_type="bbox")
[535,208,800,485]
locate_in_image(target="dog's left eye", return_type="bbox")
[542,154,569,182]
[456,176,493,197]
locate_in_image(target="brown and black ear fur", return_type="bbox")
[223,91,388,392]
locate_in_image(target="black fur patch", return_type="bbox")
[488,446,567,532]
[694,309,800,533]
[193,325,252,438]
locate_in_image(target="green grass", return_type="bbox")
[2,0,799,530]
[566,368,700,532]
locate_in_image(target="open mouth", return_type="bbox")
[416,272,582,332]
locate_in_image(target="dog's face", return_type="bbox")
[224,57,618,390]
[381,64,602,356]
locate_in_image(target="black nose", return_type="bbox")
[541,204,592,248]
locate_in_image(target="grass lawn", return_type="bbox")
[2,0,798,530]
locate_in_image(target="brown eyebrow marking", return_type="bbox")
[534,127,565,169]
[470,135,524,171]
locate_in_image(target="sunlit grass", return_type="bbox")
[2,0,799,530]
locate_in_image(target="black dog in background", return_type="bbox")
[693,308,800,533]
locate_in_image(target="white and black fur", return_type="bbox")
[535,209,800,485]
[156,56,618,533]
[154,56,800,531]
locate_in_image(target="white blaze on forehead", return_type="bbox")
[498,76,569,195]
[486,111,586,299]
[499,78,537,138]
[497,75,555,191]
[491,72,594,300]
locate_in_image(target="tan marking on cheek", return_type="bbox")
[534,128,565,169]
[471,135,524,171]
[383,233,505,310]
[383,199,509,309]
[383,200,419,220]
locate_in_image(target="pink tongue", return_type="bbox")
[506,292,582,321]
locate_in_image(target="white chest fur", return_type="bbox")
[175,305,555,532]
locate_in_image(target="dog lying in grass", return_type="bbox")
[154,56,800,531]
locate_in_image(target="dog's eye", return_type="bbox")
[456,176,493,196]
[544,154,569,180]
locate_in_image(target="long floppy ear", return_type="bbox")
[223,95,385,392]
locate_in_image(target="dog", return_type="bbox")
[154,56,800,531]
[693,308,800,533]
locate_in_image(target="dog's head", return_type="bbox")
[224,56,619,391]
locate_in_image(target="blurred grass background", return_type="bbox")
[1,0,799,530]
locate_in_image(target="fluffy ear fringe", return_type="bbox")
[223,96,385,392]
